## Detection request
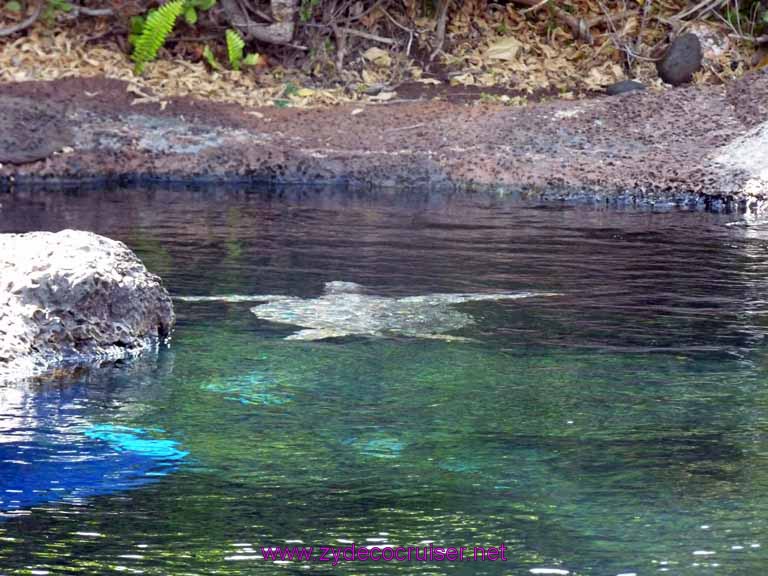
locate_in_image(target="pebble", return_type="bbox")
[604,80,646,96]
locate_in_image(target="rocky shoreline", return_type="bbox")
[0,71,767,211]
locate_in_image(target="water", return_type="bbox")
[2,186,768,575]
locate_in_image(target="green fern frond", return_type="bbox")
[202,45,222,71]
[225,28,245,71]
[132,0,185,75]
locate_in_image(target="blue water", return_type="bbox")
[1,186,768,575]
[0,370,187,515]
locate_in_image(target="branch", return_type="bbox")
[0,0,43,37]
[726,31,768,44]
[380,5,415,55]
[430,0,451,60]
[76,5,114,17]
[302,22,399,45]
[221,0,298,45]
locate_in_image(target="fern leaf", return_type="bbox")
[202,45,222,71]
[132,0,185,75]
[225,28,245,71]
[243,53,261,67]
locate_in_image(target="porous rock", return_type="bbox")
[0,230,174,382]
[687,22,734,68]
[657,33,703,86]
[0,95,73,164]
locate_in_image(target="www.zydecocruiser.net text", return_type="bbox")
[260,543,508,565]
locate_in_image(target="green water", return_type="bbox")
[2,187,768,575]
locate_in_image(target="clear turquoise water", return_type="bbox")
[2,187,768,575]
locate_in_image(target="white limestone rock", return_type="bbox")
[0,230,174,382]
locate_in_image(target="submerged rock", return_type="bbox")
[204,372,291,406]
[247,281,558,341]
[657,33,703,86]
[342,432,405,459]
[0,230,174,382]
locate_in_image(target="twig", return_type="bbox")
[634,0,653,63]
[338,26,398,45]
[0,0,43,37]
[749,0,761,38]
[83,26,123,43]
[302,22,399,45]
[673,0,726,21]
[512,0,592,42]
[723,30,768,44]
[385,122,426,132]
[368,98,422,104]
[597,0,631,68]
[75,5,114,17]
[342,0,387,24]
[520,0,550,15]
[514,0,634,44]
[239,0,272,23]
[331,22,347,71]
[430,0,451,60]
[380,6,416,55]
[60,3,114,22]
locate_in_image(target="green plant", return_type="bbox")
[299,0,320,22]
[221,28,261,71]
[131,0,262,75]
[131,0,218,75]
[42,0,72,24]
[202,44,223,71]
[131,0,185,74]
[184,0,215,25]
[225,28,244,70]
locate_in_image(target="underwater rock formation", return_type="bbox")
[248,281,558,341]
[0,230,174,382]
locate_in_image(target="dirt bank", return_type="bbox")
[1,71,767,210]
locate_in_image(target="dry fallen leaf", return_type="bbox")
[485,37,523,61]
[449,72,475,86]
[367,91,397,101]
[362,47,392,68]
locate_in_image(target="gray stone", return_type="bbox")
[0,96,73,164]
[0,230,174,382]
[604,80,646,96]
[656,33,703,86]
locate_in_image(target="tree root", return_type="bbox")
[0,1,113,37]
[430,0,451,60]
[220,0,298,45]
[0,0,42,38]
